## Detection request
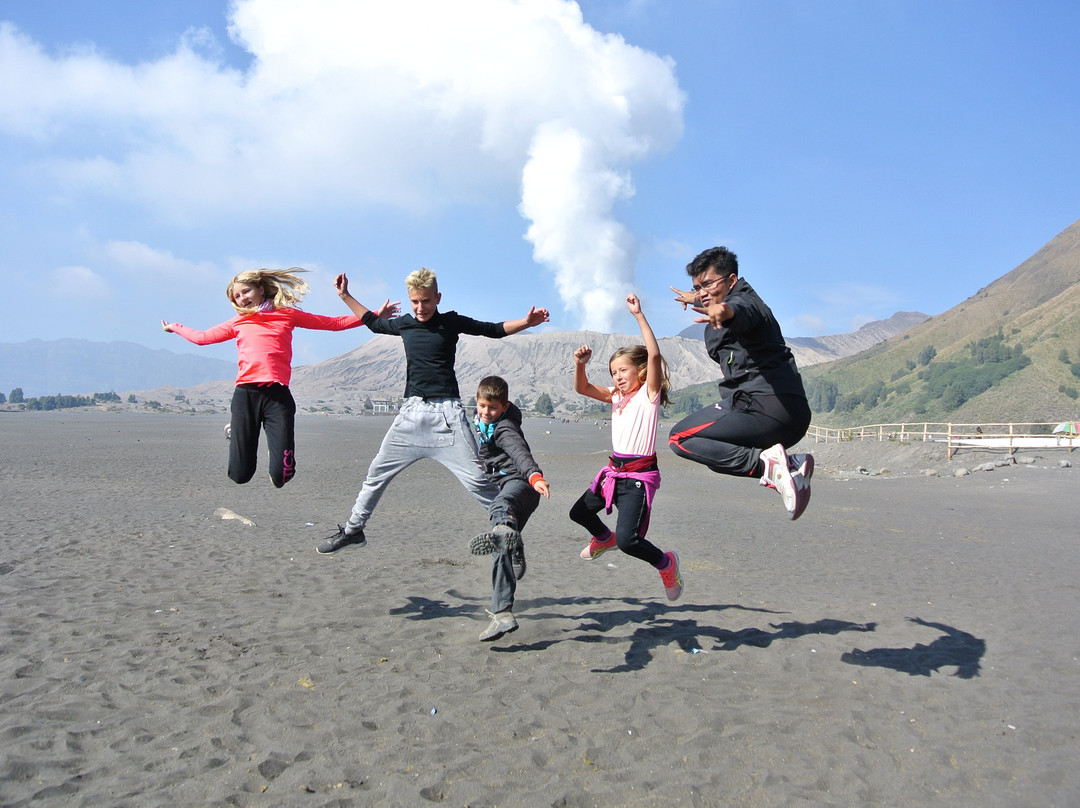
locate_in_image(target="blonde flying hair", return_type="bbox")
[227,267,310,314]
[405,267,438,293]
[610,345,672,407]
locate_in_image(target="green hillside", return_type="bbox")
[802,219,1080,426]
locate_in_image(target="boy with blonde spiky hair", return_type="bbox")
[318,268,550,572]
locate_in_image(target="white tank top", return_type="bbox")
[610,384,660,457]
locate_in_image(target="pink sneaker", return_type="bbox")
[580,533,617,560]
[659,552,683,601]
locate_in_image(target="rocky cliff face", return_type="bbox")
[786,311,929,364]
[289,312,926,410]
[289,331,724,409]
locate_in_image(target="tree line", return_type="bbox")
[3,388,124,410]
[805,332,1040,415]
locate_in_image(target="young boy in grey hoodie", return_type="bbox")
[468,375,550,642]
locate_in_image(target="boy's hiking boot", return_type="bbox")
[479,609,518,642]
[579,532,617,560]
[468,524,522,557]
[659,551,683,601]
[316,525,366,554]
[760,443,811,521]
[510,541,527,581]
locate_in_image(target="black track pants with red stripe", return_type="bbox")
[667,391,810,477]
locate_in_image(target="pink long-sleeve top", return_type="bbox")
[169,308,361,386]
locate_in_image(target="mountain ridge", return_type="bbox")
[3,315,921,406]
[679,311,929,365]
[0,338,236,399]
[123,314,924,416]
[803,217,1080,424]
[7,212,1075,424]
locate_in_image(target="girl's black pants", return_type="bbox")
[229,383,297,488]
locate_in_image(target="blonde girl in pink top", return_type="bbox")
[570,293,683,601]
[162,268,395,488]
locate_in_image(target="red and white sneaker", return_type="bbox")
[760,444,811,520]
[789,452,814,480]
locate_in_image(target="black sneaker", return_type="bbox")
[468,529,503,556]
[468,524,522,558]
[316,525,366,554]
[469,527,526,579]
[510,540,526,581]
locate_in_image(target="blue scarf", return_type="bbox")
[474,415,498,444]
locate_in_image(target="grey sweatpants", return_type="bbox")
[345,397,499,533]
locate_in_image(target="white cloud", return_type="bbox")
[791,281,910,334]
[50,265,110,300]
[792,314,826,336]
[848,313,875,331]
[0,1,684,330]
[102,240,217,279]
[816,282,902,310]
[651,238,695,261]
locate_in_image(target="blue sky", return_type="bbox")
[1,0,1078,368]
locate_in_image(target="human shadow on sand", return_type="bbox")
[389,592,759,628]
[478,594,875,674]
[575,615,877,674]
[390,592,876,674]
[388,595,478,621]
[841,617,985,679]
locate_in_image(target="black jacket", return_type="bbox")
[474,402,543,488]
[704,277,806,398]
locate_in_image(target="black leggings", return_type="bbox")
[569,474,664,566]
[229,383,297,488]
[668,391,810,477]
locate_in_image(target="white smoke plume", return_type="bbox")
[0,0,684,330]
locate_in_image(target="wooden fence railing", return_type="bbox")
[805,422,1079,459]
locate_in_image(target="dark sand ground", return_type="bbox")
[2,411,1078,807]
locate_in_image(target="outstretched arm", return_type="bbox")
[160,318,234,345]
[502,306,550,335]
[574,344,612,403]
[692,299,734,329]
[495,425,548,497]
[674,283,733,328]
[334,273,373,320]
[373,298,401,318]
[670,285,696,311]
[627,293,663,400]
